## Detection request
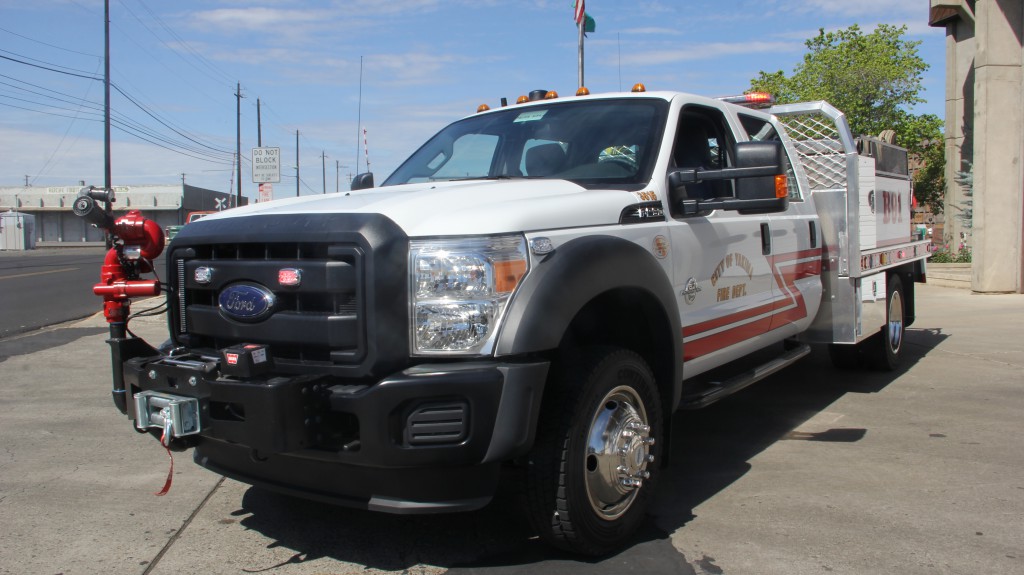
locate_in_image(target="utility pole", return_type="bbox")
[335,160,339,193]
[103,0,112,247]
[235,82,243,206]
[320,151,328,194]
[295,130,300,197]
[256,98,262,147]
[104,0,111,193]
[181,173,186,185]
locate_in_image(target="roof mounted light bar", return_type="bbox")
[718,92,776,108]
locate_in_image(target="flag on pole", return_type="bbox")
[574,0,585,24]
[584,13,595,34]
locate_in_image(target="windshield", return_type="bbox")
[382,98,669,190]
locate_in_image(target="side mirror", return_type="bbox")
[350,172,375,191]
[669,141,789,215]
[733,141,788,209]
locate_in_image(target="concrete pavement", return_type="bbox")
[0,283,1021,574]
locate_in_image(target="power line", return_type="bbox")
[27,64,99,187]
[111,122,233,164]
[105,33,225,105]
[0,72,98,103]
[0,63,230,156]
[135,0,235,85]
[0,26,102,59]
[0,95,232,161]
[0,72,235,160]
[0,93,101,117]
[1,4,267,187]
[0,81,99,111]
[0,100,101,121]
[0,52,102,80]
[0,48,101,77]
[0,88,236,164]
[110,83,233,155]
[113,0,233,89]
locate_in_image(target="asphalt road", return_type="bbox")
[0,247,166,339]
[0,283,1021,575]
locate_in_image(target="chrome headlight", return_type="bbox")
[410,235,528,355]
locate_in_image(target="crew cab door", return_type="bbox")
[735,112,824,336]
[667,105,776,371]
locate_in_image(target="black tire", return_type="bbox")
[523,347,663,555]
[869,274,905,371]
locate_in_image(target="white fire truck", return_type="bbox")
[78,86,930,555]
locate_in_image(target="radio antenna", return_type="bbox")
[355,56,363,176]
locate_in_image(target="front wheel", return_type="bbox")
[523,347,663,555]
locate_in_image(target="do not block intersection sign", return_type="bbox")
[251,147,281,183]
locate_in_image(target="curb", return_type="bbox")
[928,262,971,290]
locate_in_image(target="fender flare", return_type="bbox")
[496,235,684,407]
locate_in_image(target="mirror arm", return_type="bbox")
[669,166,781,183]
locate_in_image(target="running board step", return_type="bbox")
[681,343,812,409]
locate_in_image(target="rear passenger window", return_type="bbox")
[738,114,803,202]
[738,114,779,142]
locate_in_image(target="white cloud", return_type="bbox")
[191,7,335,33]
[620,41,803,66]
[798,0,925,18]
[621,27,683,36]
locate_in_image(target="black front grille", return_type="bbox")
[173,242,364,367]
[166,213,409,379]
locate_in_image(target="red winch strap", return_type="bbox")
[154,432,174,496]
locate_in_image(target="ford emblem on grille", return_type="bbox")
[218,283,276,322]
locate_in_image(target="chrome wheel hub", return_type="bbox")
[888,289,904,353]
[584,385,655,520]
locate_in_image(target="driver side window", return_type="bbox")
[672,107,733,201]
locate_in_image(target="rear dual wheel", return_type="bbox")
[523,347,662,555]
[828,274,905,371]
[871,274,905,371]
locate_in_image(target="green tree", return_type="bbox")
[912,138,945,215]
[750,24,945,203]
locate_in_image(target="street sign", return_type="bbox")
[251,147,281,183]
[258,183,274,203]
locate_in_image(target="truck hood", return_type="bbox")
[202,179,641,236]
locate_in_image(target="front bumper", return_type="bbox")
[123,355,548,512]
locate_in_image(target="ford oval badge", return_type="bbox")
[218,283,275,322]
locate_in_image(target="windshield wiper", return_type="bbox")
[433,175,523,182]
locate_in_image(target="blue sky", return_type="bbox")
[2,0,944,199]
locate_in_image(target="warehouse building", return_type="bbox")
[0,183,244,245]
